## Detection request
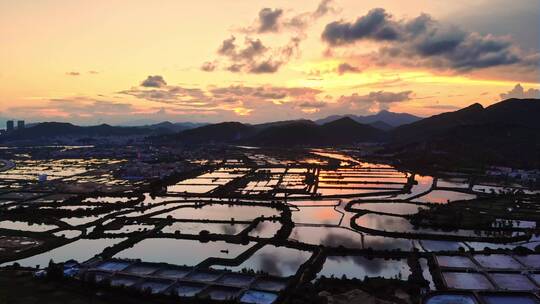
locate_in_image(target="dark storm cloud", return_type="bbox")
[445,0,540,51]
[322,8,534,72]
[414,26,465,56]
[321,8,399,45]
[141,75,167,88]
[500,84,540,99]
[258,8,283,33]
[443,34,520,70]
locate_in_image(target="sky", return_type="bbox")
[0,0,539,125]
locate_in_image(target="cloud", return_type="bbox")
[66,70,100,76]
[298,101,326,108]
[297,100,327,113]
[7,97,140,123]
[201,61,217,72]
[322,8,536,72]
[243,1,337,34]
[213,36,299,74]
[120,79,325,120]
[258,8,283,33]
[206,1,339,74]
[422,104,460,110]
[141,75,167,88]
[218,36,237,56]
[336,63,361,75]
[338,90,413,111]
[322,8,399,45]
[249,60,282,74]
[217,37,267,62]
[208,85,322,101]
[444,0,540,52]
[226,64,243,72]
[313,0,337,18]
[499,84,540,99]
[238,38,268,60]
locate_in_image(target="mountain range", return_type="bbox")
[0,121,205,142]
[315,110,422,129]
[0,110,415,142]
[162,98,539,146]
[2,99,539,167]
[386,98,540,168]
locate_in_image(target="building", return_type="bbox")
[17,120,25,129]
[6,120,14,132]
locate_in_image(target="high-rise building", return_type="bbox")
[17,120,25,129]
[6,120,14,132]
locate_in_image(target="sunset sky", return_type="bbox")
[1,0,539,125]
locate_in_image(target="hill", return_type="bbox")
[168,122,256,144]
[390,98,540,144]
[316,110,421,127]
[0,122,168,142]
[163,117,384,146]
[387,98,540,168]
[368,120,394,131]
[141,121,206,133]
[389,103,484,143]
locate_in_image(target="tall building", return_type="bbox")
[17,120,25,129]
[6,120,14,132]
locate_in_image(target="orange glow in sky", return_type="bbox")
[0,0,538,125]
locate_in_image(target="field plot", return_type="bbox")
[0,147,539,303]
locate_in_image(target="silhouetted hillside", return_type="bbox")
[247,121,322,146]
[4,99,539,165]
[390,103,484,143]
[253,119,315,130]
[163,117,384,146]
[170,122,256,144]
[320,117,384,144]
[482,98,540,128]
[0,122,161,142]
[369,120,394,131]
[316,110,421,127]
[388,98,540,168]
[390,98,540,144]
[141,121,206,133]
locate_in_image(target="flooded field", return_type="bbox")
[0,146,539,303]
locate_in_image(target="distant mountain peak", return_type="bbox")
[461,102,484,111]
[315,110,422,127]
[325,116,360,126]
